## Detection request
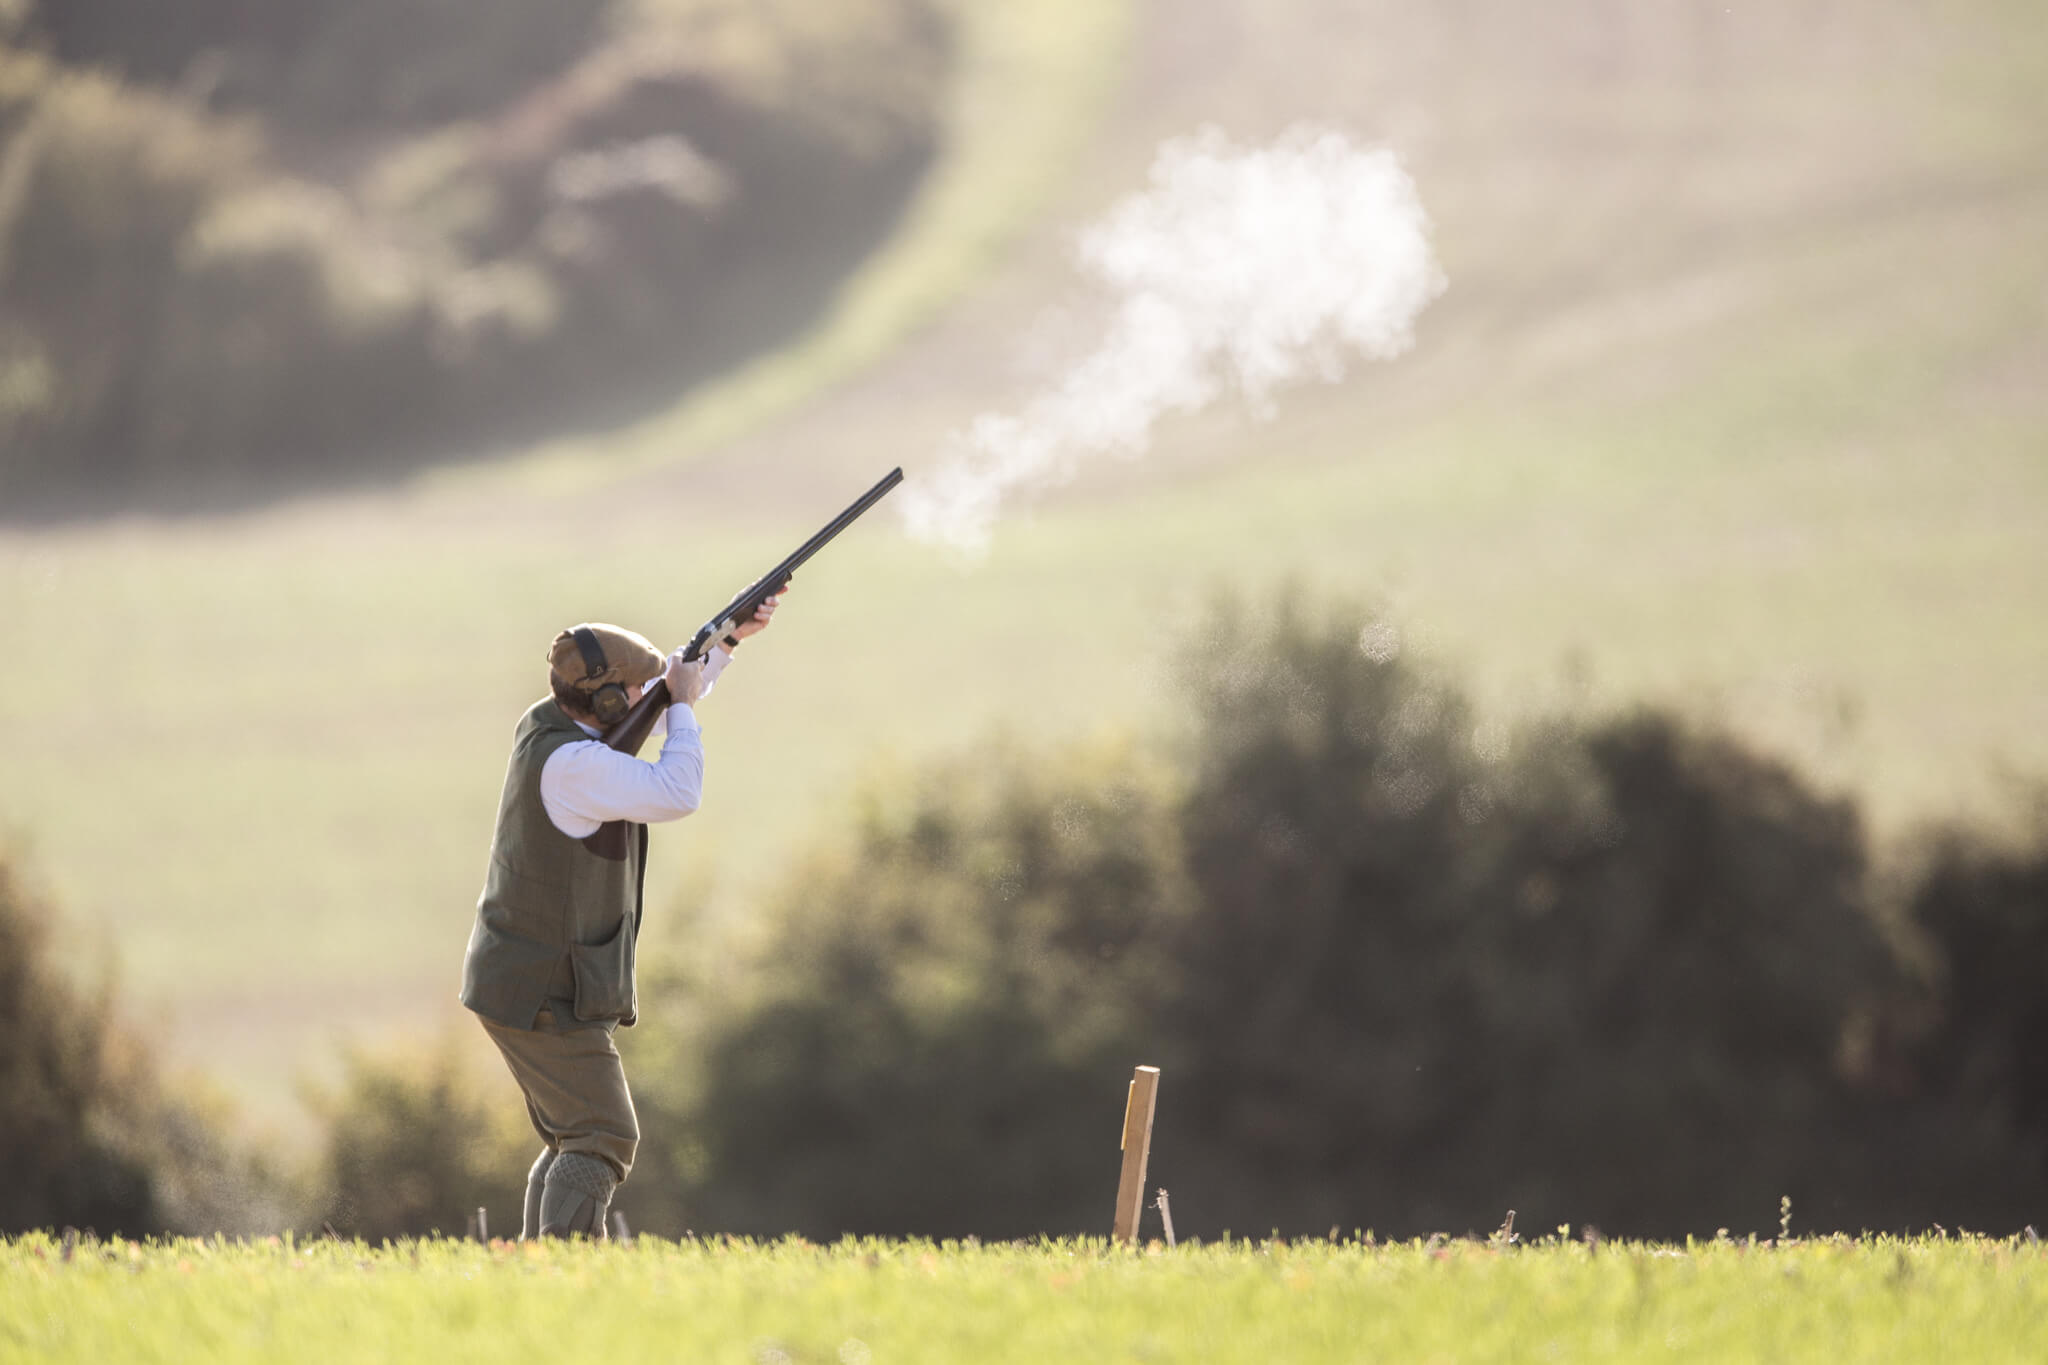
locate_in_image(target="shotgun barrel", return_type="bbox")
[598,467,904,753]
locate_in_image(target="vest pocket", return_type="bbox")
[568,916,636,1023]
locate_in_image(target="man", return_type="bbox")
[460,598,777,1238]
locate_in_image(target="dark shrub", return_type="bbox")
[0,856,159,1235]
[307,1038,531,1242]
[638,743,1188,1240]
[1899,805,2048,1166]
[0,852,290,1236]
[645,597,2048,1242]
[26,0,611,130]
[1161,600,1907,1237]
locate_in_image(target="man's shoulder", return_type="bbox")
[512,699,601,766]
[516,697,583,738]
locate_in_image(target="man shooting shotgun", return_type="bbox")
[460,467,902,1239]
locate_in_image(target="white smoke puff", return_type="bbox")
[902,124,1446,553]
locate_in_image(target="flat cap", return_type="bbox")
[547,623,664,696]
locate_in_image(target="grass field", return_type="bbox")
[6,1231,2046,1363]
[0,0,2044,1136]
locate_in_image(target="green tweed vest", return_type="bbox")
[461,698,647,1031]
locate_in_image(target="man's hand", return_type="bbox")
[726,590,783,647]
[663,650,709,706]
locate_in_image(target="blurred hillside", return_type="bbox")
[0,0,2042,1148]
[0,0,948,513]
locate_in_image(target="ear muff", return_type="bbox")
[571,626,632,726]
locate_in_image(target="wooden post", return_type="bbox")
[1112,1065,1161,1245]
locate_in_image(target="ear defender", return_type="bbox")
[571,626,632,726]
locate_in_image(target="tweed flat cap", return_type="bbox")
[547,623,664,694]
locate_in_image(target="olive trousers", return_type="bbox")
[479,1008,639,1183]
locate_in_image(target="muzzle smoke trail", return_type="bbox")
[901,124,1446,553]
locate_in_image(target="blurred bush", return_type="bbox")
[305,1038,533,1242]
[630,743,1190,1239]
[629,596,2048,1241]
[1896,805,2048,1166]
[0,846,528,1241]
[30,0,609,131]
[0,0,948,513]
[0,852,285,1237]
[0,853,157,1234]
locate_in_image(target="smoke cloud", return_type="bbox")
[901,124,1446,552]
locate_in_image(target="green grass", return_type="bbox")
[6,1232,2046,1363]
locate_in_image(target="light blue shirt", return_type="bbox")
[538,646,731,837]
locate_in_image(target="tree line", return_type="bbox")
[4,595,2043,1241]
[0,0,947,515]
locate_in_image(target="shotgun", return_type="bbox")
[598,466,904,754]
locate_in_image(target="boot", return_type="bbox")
[521,1149,555,1241]
[538,1151,616,1238]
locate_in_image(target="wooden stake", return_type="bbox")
[1112,1065,1161,1245]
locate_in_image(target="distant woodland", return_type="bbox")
[0,0,950,513]
[11,598,2045,1242]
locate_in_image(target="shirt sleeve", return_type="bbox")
[540,704,706,838]
[702,644,732,691]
